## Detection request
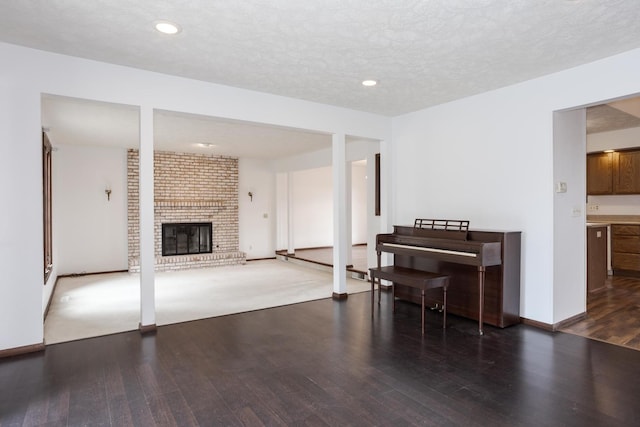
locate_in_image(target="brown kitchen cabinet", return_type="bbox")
[587,148,640,195]
[614,150,640,194]
[611,224,640,276]
[587,152,613,195]
[587,225,608,292]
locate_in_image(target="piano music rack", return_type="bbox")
[414,219,469,232]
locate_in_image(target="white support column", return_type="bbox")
[139,106,156,332]
[275,172,288,252]
[332,133,348,298]
[366,151,378,270]
[345,162,353,267]
[287,172,295,255]
[379,139,393,267]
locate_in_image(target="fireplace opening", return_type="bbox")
[162,222,212,256]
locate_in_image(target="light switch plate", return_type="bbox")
[555,182,567,193]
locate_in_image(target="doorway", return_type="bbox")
[558,95,640,351]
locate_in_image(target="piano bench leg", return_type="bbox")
[370,274,375,318]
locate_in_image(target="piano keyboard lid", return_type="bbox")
[381,242,477,257]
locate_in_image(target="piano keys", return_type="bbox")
[376,224,521,333]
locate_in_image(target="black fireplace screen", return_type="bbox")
[162,223,212,256]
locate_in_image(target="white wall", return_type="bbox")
[275,164,368,250]
[291,167,334,248]
[0,84,44,349]
[587,126,640,215]
[587,195,640,216]
[273,139,378,262]
[53,144,128,274]
[391,48,640,325]
[351,163,368,244]
[0,42,390,352]
[553,109,587,322]
[587,126,640,152]
[275,172,289,250]
[54,145,273,270]
[238,158,276,259]
[392,95,554,323]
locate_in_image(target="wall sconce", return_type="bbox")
[248,191,253,202]
[105,188,112,201]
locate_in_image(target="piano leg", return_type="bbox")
[392,281,396,313]
[478,266,485,335]
[421,290,425,335]
[443,286,447,329]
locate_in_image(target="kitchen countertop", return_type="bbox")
[586,215,640,225]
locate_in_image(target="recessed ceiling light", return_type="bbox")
[362,80,377,87]
[155,20,181,35]
[198,143,216,148]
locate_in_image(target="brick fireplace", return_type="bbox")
[127,150,246,272]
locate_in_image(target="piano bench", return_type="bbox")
[369,266,449,335]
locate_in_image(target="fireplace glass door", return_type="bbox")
[162,223,212,256]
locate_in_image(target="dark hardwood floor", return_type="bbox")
[2,291,640,426]
[561,275,640,350]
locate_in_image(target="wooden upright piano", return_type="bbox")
[376,219,521,333]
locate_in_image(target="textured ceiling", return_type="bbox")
[586,104,640,135]
[3,0,640,116]
[13,1,640,156]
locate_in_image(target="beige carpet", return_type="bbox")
[44,259,370,344]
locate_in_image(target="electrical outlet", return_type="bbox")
[588,205,599,211]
